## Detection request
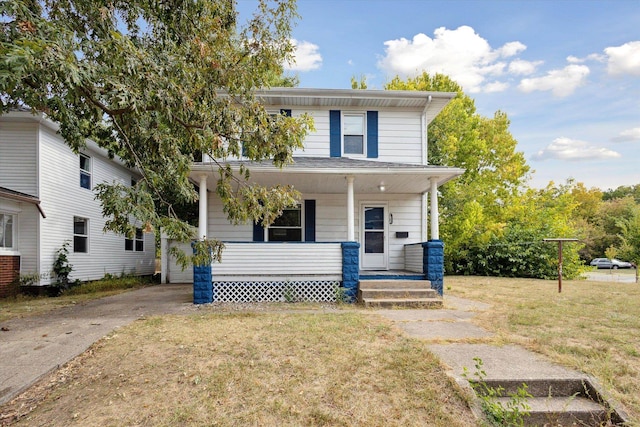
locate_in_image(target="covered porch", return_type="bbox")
[163,158,463,303]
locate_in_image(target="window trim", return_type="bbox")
[341,112,367,157]
[0,212,16,250]
[80,153,91,190]
[266,204,304,242]
[73,216,89,253]
[125,227,145,252]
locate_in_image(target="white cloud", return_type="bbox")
[518,64,590,97]
[284,39,322,72]
[612,127,640,142]
[567,53,605,64]
[508,59,543,75]
[605,41,640,76]
[483,81,510,93]
[532,137,621,161]
[377,26,526,93]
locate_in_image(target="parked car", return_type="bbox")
[589,258,634,269]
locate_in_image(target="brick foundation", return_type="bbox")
[0,255,20,298]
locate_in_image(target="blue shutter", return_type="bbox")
[253,222,264,241]
[304,199,316,242]
[329,110,341,157]
[280,109,292,117]
[367,111,378,158]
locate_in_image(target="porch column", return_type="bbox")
[198,174,208,240]
[194,173,213,304]
[430,178,439,240]
[346,176,355,241]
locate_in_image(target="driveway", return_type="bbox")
[583,270,638,284]
[0,284,193,406]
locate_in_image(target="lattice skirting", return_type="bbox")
[213,280,341,303]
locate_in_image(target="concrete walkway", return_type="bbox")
[375,295,587,383]
[0,284,193,406]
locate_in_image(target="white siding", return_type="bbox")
[0,121,38,196]
[292,109,330,157]
[289,108,424,164]
[206,191,425,271]
[214,242,342,281]
[167,241,194,283]
[404,243,423,273]
[0,198,39,274]
[207,195,253,241]
[37,126,154,283]
[377,111,423,164]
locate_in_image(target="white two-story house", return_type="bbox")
[0,112,155,296]
[162,88,464,303]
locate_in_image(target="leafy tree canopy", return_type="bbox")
[1,0,313,265]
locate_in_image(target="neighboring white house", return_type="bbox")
[0,112,155,296]
[162,88,464,303]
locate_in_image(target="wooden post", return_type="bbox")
[543,238,578,293]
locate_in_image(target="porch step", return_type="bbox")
[358,279,432,290]
[358,279,442,309]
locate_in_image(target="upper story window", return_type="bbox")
[343,113,366,156]
[0,213,15,249]
[73,216,88,253]
[80,154,91,189]
[268,204,302,242]
[125,228,144,252]
[330,110,377,159]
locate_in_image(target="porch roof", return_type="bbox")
[0,186,46,218]
[191,157,464,194]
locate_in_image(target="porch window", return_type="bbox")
[80,154,91,189]
[268,205,302,242]
[125,227,144,252]
[343,113,365,155]
[73,217,88,253]
[0,213,14,249]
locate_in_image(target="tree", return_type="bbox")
[386,73,544,275]
[1,0,314,265]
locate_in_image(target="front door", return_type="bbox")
[361,203,388,270]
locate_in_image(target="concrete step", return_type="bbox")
[359,288,438,299]
[495,396,608,426]
[361,297,443,309]
[358,279,431,289]
[481,378,592,398]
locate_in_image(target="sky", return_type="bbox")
[237,0,640,191]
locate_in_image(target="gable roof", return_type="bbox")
[255,88,456,125]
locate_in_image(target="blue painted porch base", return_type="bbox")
[423,240,445,296]
[341,242,360,302]
[192,244,213,304]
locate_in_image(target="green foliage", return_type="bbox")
[350,75,368,89]
[1,0,313,265]
[52,241,73,289]
[463,357,531,427]
[386,73,588,279]
[62,273,151,296]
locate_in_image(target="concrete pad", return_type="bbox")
[428,343,585,381]
[374,308,476,322]
[444,295,492,311]
[398,321,493,340]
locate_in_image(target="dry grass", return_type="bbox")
[4,310,476,426]
[446,275,640,424]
